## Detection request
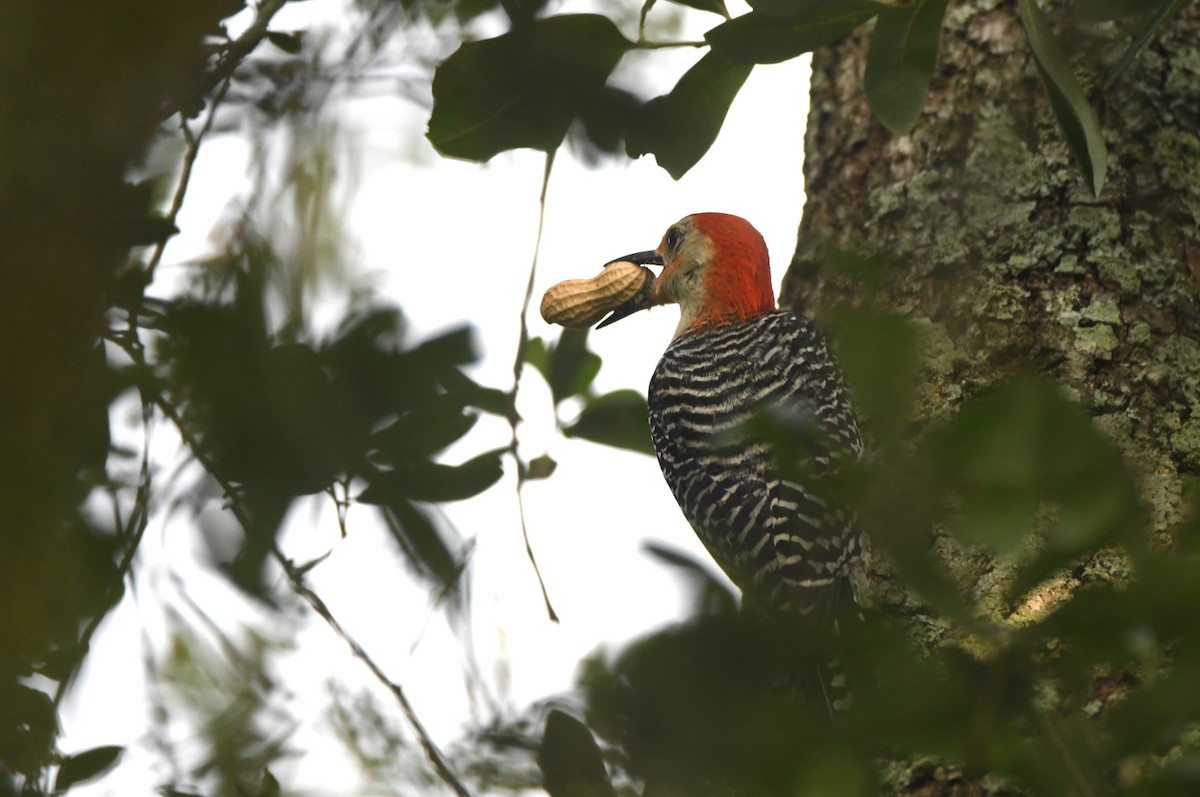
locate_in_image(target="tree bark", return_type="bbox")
[783,1,1200,789]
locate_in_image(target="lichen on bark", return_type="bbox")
[783,1,1200,791]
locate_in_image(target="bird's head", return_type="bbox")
[598,213,776,335]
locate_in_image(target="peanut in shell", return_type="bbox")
[540,261,654,329]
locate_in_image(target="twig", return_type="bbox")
[192,0,292,111]
[152,393,473,797]
[59,64,232,704]
[635,38,708,49]
[509,151,559,623]
[277,555,473,797]
[60,67,233,700]
[146,76,233,282]
[53,381,155,710]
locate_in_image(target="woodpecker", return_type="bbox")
[598,213,866,705]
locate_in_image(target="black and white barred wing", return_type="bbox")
[648,311,864,631]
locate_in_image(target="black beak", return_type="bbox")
[596,251,663,329]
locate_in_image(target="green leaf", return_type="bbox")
[55,746,124,792]
[626,52,752,179]
[382,500,462,591]
[706,1,880,64]
[576,86,642,154]
[1104,0,1189,89]
[827,304,919,453]
[864,0,950,134]
[360,448,505,504]
[428,15,632,160]
[525,453,558,480]
[538,710,617,797]
[564,390,654,455]
[406,326,478,370]
[547,328,602,405]
[931,377,1138,583]
[371,404,480,461]
[525,336,551,382]
[1018,0,1108,196]
[438,367,516,419]
[644,542,739,616]
[123,214,179,246]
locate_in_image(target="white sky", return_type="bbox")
[61,2,811,793]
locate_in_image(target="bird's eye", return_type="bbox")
[665,227,683,252]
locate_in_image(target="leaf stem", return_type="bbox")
[510,151,560,623]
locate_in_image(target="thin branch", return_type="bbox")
[509,150,559,623]
[194,0,292,109]
[635,38,708,49]
[65,70,234,689]
[151,391,473,797]
[637,0,657,41]
[277,555,473,797]
[146,76,233,282]
[53,383,155,710]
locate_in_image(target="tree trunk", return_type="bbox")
[783,2,1200,790]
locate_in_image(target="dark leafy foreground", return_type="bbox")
[527,306,1200,797]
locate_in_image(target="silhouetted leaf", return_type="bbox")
[428,15,632,160]
[55,746,123,792]
[1019,0,1107,195]
[1104,0,1189,88]
[360,448,505,504]
[546,328,602,405]
[123,214,179,246]
[2,685,56,776]
[626,52,752,179]
[371,405,480,460]
[266,30,303,54]
[525,336,550,375]
[576,86,642,154]
[539,711,616,797]
[526,454,558,480]
[440,367,516,419]
[564,390,653,455]
[864,0,950,134]
[644,542,739,617]
[258,343,345,494]
[383,500,462,590]
[706,1,880,64]
[405,326,478,370]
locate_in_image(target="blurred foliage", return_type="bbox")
[526,328,655,457]
[151,611,294,797]
[0,0,514,794]
[151,247,508,600]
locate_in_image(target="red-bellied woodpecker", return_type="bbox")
[599,213,865,709]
